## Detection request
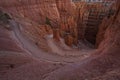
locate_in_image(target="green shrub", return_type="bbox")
[0,11,11,24]
[45,17,51,26]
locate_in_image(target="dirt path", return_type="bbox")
[9,20,95,63]
[46,37,94,56]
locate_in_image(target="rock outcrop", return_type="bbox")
[56,0,78,46]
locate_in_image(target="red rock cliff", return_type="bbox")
[0,0,60,24]
[0,0,78,46]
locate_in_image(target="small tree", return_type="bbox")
[45,17,51,26]
[0,12,11,24]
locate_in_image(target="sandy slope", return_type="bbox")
[9,20,94,63]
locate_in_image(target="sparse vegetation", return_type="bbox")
[0,10,11,24]
[0,10,12,30]
[10,64,14,68]
[45,17,52,26]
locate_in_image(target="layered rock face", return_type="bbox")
[0,0,60,24]
[56,0,76,16]
[0,0,117,48]
[59,16,78,46]
[56,0,78,46]
[0,15,34,76]
[0,0,78,46]
[0,5,62,78]
[96,2,117,47]
[42,1,120,80]
[75,2,115,46]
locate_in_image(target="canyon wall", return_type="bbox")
[0,0,78,47]
[0,0,78,46]
[0,0,60,24]
[56,0,78,46]
[96,2,117,47]
[75,2,115,47]
[0,0,116,48]
[42,1,120,80]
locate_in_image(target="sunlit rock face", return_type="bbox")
[56,0,78,46]
[56,0,76,18]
